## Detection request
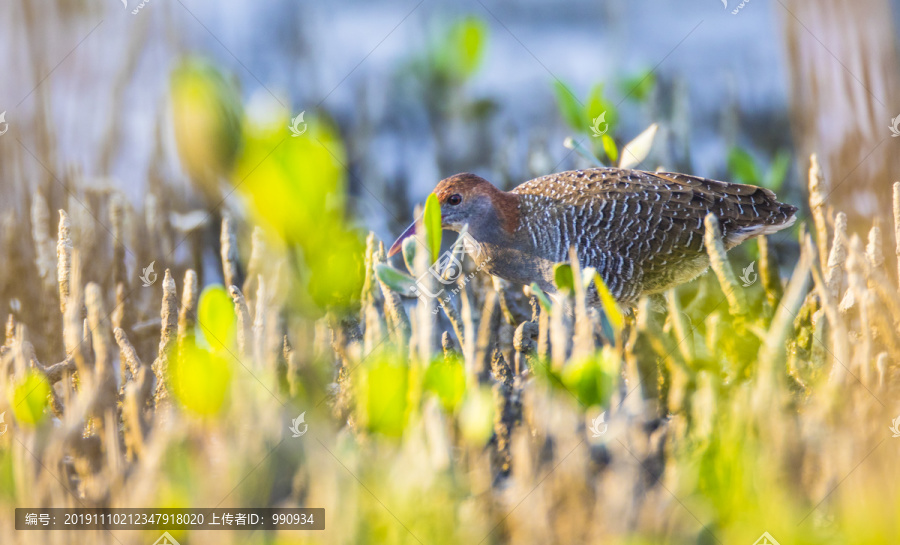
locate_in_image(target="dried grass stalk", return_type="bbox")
[758,235,782,309]
[153,269,177,404]
[221,212,240,291]
[825,212,847,300]
[808,154,829,270]
[56,209,73,316]
[30,191,54,288]
[894,181,900,288]
[110,193,126,288]
[85,282,118,411]
[703,214,747,315]
[177,269,198,350]
[228,285,253,358]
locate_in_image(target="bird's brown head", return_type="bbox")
[388,173,519,257]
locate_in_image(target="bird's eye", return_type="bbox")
[447,194,463,206]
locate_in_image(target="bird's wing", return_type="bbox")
[512,168,796,300]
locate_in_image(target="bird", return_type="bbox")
[388,169,797,304]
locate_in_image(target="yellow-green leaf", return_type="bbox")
[591,271,625,333]
[601,134,618,164]
[424,193,442,263]
[529,282,553,312]
[171,340,232,416]
[553,263,574,293]
[11,372,49,426]
[197,285,236,352]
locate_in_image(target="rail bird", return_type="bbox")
[389,169,797,304]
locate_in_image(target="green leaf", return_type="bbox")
[560,348,619,407]
[601,134,618,164]
[171,339,232,416]
[553,263,575,293]
[590,270,625,334]
[553,80,587,133]
[424,193,442,263]
[358,357,409,438]
[11,372,50,426]
[765,149,791,191]
[727,147,762,184]
[197,285,236,352]
[401,236,418,276]
[446,17,488,79]
[585,85,617,132]
[529,283,553,312]
[618,69,657,102]
[618,123,658,170]
[375,264,417,295]
[424,357,467,412]
[459,386,494,445]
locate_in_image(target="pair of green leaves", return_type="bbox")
[551,263,624,333]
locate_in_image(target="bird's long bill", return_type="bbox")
[387,221,417,257]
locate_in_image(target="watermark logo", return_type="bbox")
[889,415,900,437]
[740,261,758,287]
[0,412,7,437]
[721,0,727,7]
[289,112,307,137]
[752,532,781,545]
[589,411,608,437]
[729,0,751,14]
[589,111,608,137]
[152,532,181,545]
[0,111,8,136]
[890,115,900,137]
[289,412,308,437]
[120,0,127,7]
[139,261,157,287]
[411,232,491,312]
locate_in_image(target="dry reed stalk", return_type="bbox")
[153,269,177,404]
[64,251,86,374]
[808,237,851,385]
[665,289,693,362]
[57,209,73,316]
[374,241,411,353]
[848,236,872,380]
[894,182,900,289]
[228,285,253,358]
[875,352,889,389]
[490,350,519,480]
[253,275,267,366]
[438,294,466,349]
[703,214,747,315]
[808,154,830,270]
[110,193,126,288]
[569,247,594,359]
[413,215,436,364]
[111,283,126,332]
[475,290,501,382]
[756,235,812,407]
[85,283,116,402]
[243,226,265,302]
[866,222,885,277]
[549,295,573,370]
[513,320,539,376]
[221,212,240,290]
[758,235,782,309]
[30,191,54,289]
[176,269,198,352]
[825,212,848,300]
[114,327,141,383]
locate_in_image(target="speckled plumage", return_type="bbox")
[394,168,798,304]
